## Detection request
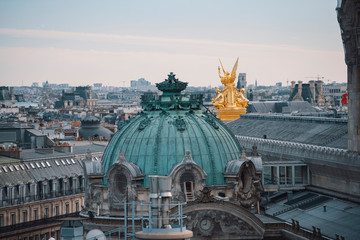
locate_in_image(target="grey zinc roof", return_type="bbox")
[24,158,83,181]
[265,191,360,240]
[0,158,84,187]
[0,164,34,186]
[21,143,106,160]
[0,143,105,187]
[226,114,347,149]
[247,101,316,114]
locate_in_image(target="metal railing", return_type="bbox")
[0,188,84,207]
[0,212,79,234]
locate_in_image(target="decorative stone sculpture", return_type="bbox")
[213,58,249,121]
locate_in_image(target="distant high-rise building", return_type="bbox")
[237,73,247,90]
[131,78,151,88]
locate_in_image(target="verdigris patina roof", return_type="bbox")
[101,73,242,186]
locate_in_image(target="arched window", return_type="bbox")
[115,171,128,195]
[180,172,195,201]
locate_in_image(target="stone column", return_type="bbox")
[337,0,360,153]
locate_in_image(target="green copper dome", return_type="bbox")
[101,73,242,186]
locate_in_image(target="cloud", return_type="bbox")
[0,28,342,55]
[0,45,346,88]
[0,28,347,87]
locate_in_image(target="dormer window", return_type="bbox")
[24,163,30,170]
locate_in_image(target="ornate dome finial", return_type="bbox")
[155,72,188,94]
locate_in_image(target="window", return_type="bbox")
[71,159,76,164]
[180,172,195,201]
[34,209,38,220]
[11,213,16,225]
[44,208,49,218]
[61,160,66,165]
[279,166,286,184]
[46,161,51,167]
[8,165,14,172]
[218,192,226,197]
[183,181,194,201]
[35,162,41,168]
[55,206,59,216]
[23,211,27,222]
[20,164,25,170]
[0,215,3,227]
[75,202,79,212]
[30,163,35,169]
[24,163,30,170]
[66,159,71,165]
[65,203,69,214]
[41,162,46,168]
[55,160,60,166]
[2,166,8,173]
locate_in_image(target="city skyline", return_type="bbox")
[0,0,346,87]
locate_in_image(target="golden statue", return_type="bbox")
[213,58,249,121]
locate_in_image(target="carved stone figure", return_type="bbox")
[213,58,249,121]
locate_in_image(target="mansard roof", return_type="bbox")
[227,114,347,149]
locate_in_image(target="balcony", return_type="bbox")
[0,187,84,208]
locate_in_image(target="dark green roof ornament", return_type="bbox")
[156,72,188,95]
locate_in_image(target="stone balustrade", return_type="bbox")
[235,135,360,166]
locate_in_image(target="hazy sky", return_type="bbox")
[0,0,346,87]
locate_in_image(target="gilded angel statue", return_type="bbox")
[218,58,239,87]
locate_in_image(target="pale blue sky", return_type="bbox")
[0,0,346,87]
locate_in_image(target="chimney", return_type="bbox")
[298,81,303,97]
[291,81,295,89]
[309,80,315,103]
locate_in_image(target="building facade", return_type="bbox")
[0,146,103,240]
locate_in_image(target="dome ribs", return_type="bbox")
[188,113,217,185]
